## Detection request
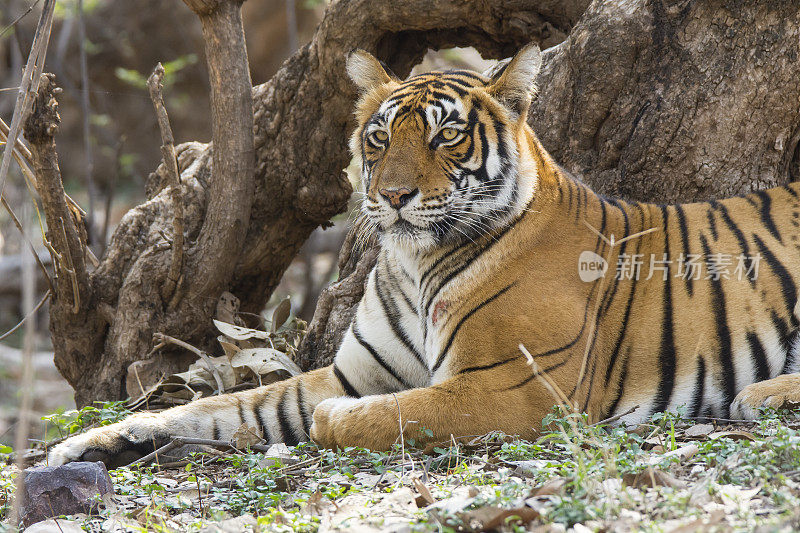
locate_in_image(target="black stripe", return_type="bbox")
[432,282,516,373]
[603,346,631,421]
[277,386,299,446]
[212,420,220,441]
[353,322,410,387]
[236,397,246,426]
[374,266,427,368]
[580,229,642,403]
[785,184,799,199]
[706,207,718,241]
[333,364,361,398]
[753,190,783,244]
[423,220,517,317]
[701,234,737,407]
[715,202,756,287]
[689,357,706,418]
[753,234,798,320]
[652,205,677,414]
[598,197,630,317]
[674,204,693,296]
[746,332,771,382]
[253,401,271,444]
[459,356,516,374]
[386,265,417,312]
[296,382,312,439]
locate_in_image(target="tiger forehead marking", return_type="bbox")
[353,68,531,251]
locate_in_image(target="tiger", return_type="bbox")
[50,44,800,468]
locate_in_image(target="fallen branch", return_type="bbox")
[153,332,225,393]
[130,435,272,466]
[589,405,640,428]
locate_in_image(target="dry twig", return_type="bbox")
[152,333,225,393]
[147,64,185,308]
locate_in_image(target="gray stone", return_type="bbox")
[19,461,113,527]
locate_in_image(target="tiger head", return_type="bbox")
[347,44,542,251]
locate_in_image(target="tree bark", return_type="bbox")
[36,0,588,405]
[297,0,800,370]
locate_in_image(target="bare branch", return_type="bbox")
[181,0,254,302]
[23,74,90,313]
[147,64,184,307]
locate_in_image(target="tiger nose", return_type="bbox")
[379,187,419,209]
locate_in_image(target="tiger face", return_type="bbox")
[347,45,543,250]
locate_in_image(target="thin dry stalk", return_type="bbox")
[10,204,38,525]
[152,333,225,393]
[75,0,98,246]
[0,289,50,342]
[0,195,53,293]
[147,63,184,308]
[0,0,56,198]
[0,0,42,38]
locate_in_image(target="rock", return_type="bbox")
[19,462,113,527]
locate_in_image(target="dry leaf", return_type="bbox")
[302,490,331,516]
[215,291,242,325]
[213,319,269,341]
[231,423,264,448]
[229,348,302,383]
[218,338,241,361]
[650,443,698,465]
[458,506,540,531]
[709,430,756,442]
[531,477,568,497]
[271,297,292,334]
[258,443,298,467]
[684,423,714,437]
[623,467,686,489]
[413,477,435,507]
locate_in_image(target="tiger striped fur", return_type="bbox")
[50,44,800,467]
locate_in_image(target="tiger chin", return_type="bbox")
[50,44,800,468]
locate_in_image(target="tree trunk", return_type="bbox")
[297,0,800,370]
[33,0,589,405]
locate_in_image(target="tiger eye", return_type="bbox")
[440,127,459,141]
[372,130,389,143]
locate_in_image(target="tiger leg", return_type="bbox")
[731,309,800,419]
[310,371,544,451]
[48,366,348,467]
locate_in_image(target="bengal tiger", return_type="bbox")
[50,44,800,468]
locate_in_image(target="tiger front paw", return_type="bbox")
[309,397,361,449]
[731,374,800,419]
[48,412,170,468]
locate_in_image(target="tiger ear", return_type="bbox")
[486,43,542,117]
[346,49,398,92]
